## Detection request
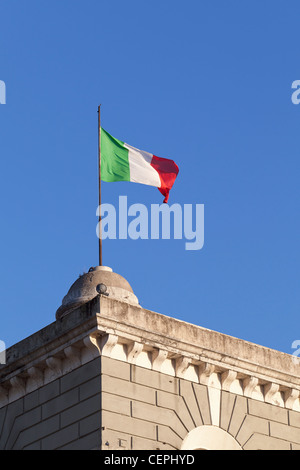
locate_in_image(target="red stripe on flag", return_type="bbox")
[151,155,179,203]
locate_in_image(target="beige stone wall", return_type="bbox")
[0,358,101,450]
[101,357,300,450]
[1,295,300,450]
[1,350,300,450]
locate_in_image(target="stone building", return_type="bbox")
[0,266,299,450]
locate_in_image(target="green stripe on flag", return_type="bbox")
[100,128,130,182]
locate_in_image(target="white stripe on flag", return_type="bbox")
[124,142,161,188]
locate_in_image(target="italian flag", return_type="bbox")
[100,128,179,203]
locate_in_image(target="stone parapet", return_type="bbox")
[1,295,299,413]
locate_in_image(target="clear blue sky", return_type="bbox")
[0,0,299,357]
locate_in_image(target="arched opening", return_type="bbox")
[181,425,242,450]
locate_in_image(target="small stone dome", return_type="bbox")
[56,266,139,320]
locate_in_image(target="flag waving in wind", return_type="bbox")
[100,128,179,203]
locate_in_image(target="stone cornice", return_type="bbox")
[97,297,300,390]
[0,296,299,411]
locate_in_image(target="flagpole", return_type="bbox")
[98,104,102,266]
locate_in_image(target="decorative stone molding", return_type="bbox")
[64,345,81,363]
[46,356,63,375]
[175,356,191,378]
[243,376,259,398]
[9,376,26,402]
[152,349,168,372]
[198,362,215,385]
[285,389,300,410]
[1,312,300,412]
[26,366,44,393]
[264,382,280,404]
[83,333,101,359]
[100,334,119,357]
[63,345,81,374]
[221,370,238,392]
[127,342,143,364]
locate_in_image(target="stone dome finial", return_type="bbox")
[56,266,139,320]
